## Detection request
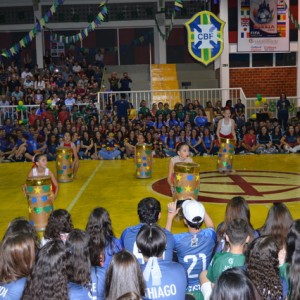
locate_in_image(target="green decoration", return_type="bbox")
[57,170,64,174]
[33,207,43,214]
[136,164,142,168]
[176,186,184,193]
[27,186,34,193]
[67,173,73,178]
[42,185,51,192]
[43,206,53,213]
[145,150,151,155]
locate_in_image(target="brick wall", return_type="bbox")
[229,67,297,97]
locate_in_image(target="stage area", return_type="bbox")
[1,153,300,238]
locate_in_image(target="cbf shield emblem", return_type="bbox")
[185,11,225,65]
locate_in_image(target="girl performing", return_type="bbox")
[167,142,193,199]
[60,132,79,178]
[25,153,58,200]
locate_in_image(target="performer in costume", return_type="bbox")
[167,142,193,197]
[60,132,79,177]
[24,153,58,200]
[216,108,236,142]
[216,108,237,173]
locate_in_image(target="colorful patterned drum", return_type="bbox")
[56,147,73,182]
[174,162,200,200]
[217,138,235,172]
[135,144,152,179]
[26,176,53,231]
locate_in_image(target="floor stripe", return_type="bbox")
[67,161,103,212]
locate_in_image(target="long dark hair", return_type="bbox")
[22,240,68,300]
[65,229,91,288]
[286,220,300,300]
[86,207,117,266]
[0,233,35,283]
[105,250,145,300]
[246,236,283,300]
[216,197,253,252]
[44,209,73,240]
[258,203,293,249]
[2,217,40,252]
[210,267,261,300]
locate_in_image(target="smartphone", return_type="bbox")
[176,199,188,209]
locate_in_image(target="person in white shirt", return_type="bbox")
[64,92,76,111]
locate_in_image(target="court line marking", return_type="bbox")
[67,161,103,212]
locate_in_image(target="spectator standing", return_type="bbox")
[277,93,290,130]
[115,93,130,123]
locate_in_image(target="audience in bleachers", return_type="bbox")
[0,57,299,162]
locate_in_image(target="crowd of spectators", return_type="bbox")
[1,197,299,300]
[0,55,299,162]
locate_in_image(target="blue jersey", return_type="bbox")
[173,228,216,292]
[103,237,122,269]
[90,266,105,300]
[141,260,187,300]
[68,282,92,300]
[120,223,175,264]
[0,277,26,300]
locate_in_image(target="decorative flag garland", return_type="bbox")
[0,0,65,62]
[51,2,108,44]
[155,0,183,40]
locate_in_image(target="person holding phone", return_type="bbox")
[166,199,216,300]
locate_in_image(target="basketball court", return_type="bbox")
[1,153,300,238]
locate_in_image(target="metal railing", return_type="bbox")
[1,90,298,126]
[97,87,247,114]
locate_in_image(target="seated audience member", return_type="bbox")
[66,229,93,300]
[200,219,251,300]
[86,207,122,269]
[98,132,121,160]
[42,209,74,246]
[136,224,187,300]
[105,250,147,300]
[271,124,283,152]
[214,196,257,254]
[280,125,300,153]
[120,197,175,264]
[256,125,277,154]
[241,127,259,153]
[210,267,261,300]
[257,203,293,260]
[22,240,68,300]
[0,234,36,300]
[246,236,287,300]
[166,200,216,299]
[285,219,300,300]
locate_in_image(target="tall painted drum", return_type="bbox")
[135,144,152,179]
[217,138,235,172]
[174,162,200,200]
[56,147,73,182]
[26,176,53,231]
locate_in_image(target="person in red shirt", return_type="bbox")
[241,127,259,153]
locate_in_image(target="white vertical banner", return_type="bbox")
[237,0,289,52]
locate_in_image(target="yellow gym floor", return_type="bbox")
[1,154,300,238]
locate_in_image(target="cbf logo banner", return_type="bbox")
[185,11,225,66]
